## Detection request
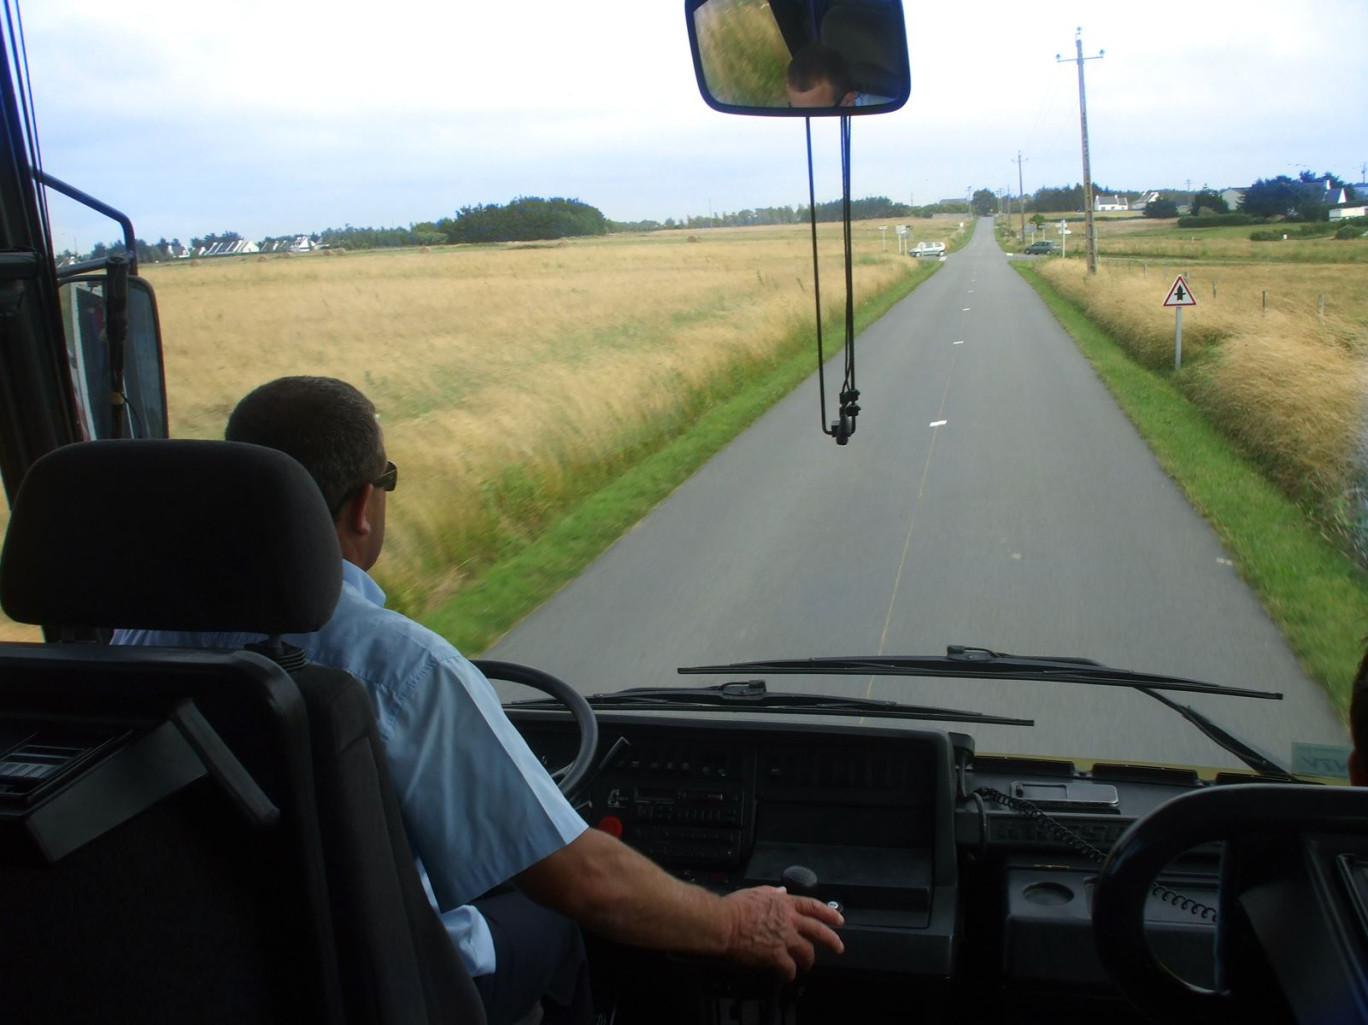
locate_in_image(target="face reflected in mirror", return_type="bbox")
[688,0,909,115]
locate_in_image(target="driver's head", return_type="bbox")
[1351,649,1368,785]
[786,44,855,108]
[226,375,390,570]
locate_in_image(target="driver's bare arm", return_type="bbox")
[513,826,844,980]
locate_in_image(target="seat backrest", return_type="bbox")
[0,439,483,1024]
[297,661,484,1020]
[0,643,345,1024]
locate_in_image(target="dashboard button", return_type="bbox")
[596,815,624,838]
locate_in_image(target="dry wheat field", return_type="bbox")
[1035,257,1368,535]
[35,220,937,627]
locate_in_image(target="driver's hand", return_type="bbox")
[720,885,845,980]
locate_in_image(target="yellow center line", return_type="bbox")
[865,351,958,702]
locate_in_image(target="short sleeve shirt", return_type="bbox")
[113,560,587,976]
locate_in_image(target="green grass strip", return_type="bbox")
[1015,262,1368,718]
[425,260,943,655]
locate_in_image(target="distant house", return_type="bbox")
[260,235,315,253]
[1333,184,1368,221]
[195,239,259,257]
[1220,187,1246,210]
[1130,191,1162,212]
[1094,195,1128,212]
[1306,176,1351,207]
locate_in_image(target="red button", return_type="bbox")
[596,815,624,838]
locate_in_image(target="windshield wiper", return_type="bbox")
[1136,686,1289,776]
[679,646,1283,700]
[504,679,1033,727]
[679,647,1291,777]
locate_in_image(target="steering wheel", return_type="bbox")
[472,659,599,804]
[1091,782,1368,1022]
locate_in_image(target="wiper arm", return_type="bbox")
[1138,686,1290,776]
[505,679,1033,727]
[680,646,1283,700]
[679,647,1290,778]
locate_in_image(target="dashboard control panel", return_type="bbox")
[512,713,964,975]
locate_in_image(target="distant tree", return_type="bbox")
[806,196,912,222]
[1030,184,1084,213]
[971,188,997,217]
[1242,176,1305,219]
[608,219,666,233]
[410,221,449,245]
[314,224,417,250]
[441,197,608,244]
[133,238,165,264]
[1190,189,1228,216]
[1144,198,1179,219]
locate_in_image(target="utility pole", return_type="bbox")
[1058,29,1103,274]
[1016,150,1027,246]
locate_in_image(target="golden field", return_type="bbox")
[1035,256,1368,535]
[115,220,947,619]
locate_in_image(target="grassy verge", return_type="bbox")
[1015,262,1368,717]
[424,260,942,654]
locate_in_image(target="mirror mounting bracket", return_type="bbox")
[807,116,859,446]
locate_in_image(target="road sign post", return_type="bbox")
[1162,274,1197,368]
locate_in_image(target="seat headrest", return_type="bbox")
[1,440,343,634]
[821,3,904,100]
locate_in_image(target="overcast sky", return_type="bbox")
[16,0,1368,249]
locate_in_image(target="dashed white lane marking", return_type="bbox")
[962,308,971,311]
[1217,558,1234,566]
[930,419,947,428]
[1011,553,1022,560]
[953,340,965,345]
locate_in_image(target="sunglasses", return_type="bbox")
[331,460,398,517]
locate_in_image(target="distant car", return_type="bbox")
[1023,240,1058,255]
[911,240,946,258]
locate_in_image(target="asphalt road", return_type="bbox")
[487,218,1349,772]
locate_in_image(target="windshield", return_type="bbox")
[14,1,1364,775]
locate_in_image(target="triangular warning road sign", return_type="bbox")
[1163,274,1197,307]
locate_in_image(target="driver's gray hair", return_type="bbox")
[225,376,384,519]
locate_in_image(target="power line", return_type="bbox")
[1057,28,1103,274]
[1016,150,1028,245]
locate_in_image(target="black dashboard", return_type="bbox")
[507,709,1229,1008]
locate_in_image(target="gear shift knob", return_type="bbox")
[781,864,819,896]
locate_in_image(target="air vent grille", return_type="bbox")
[0,726,130,800]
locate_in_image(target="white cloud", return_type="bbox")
[19,0,1368,245]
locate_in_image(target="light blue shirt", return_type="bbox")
[114,560,587,977]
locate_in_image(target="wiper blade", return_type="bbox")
[679,647,1289,778]
[679,646,1283,700]
[1138,686,1290,777]
[505,679,1033,727]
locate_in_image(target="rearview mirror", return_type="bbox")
[685,0,909,115]
[59,275,169,440]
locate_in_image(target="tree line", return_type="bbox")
[64,193,992,263]
[614,196,978,233]
[985,169,1359,223]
